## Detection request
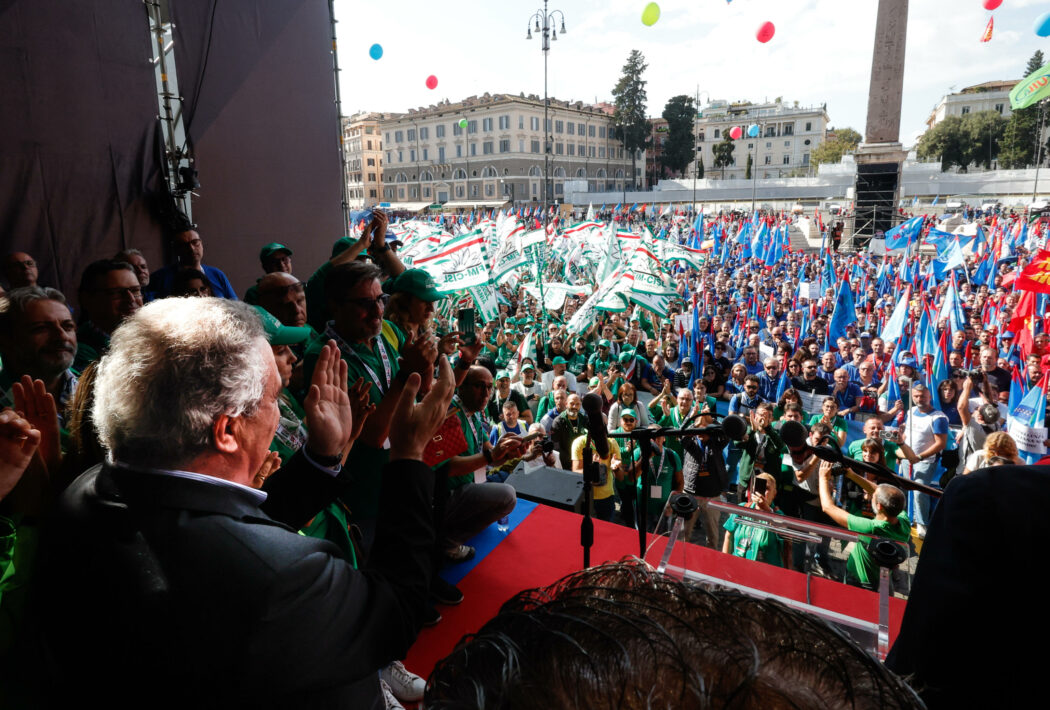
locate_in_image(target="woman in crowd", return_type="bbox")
[608,381,650,431]
[774,388,803,421]
[809,397,848,447]
[722,363,748,401]
[962,430,1022,474]
[937,378,963,427]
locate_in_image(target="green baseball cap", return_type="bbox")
[382,268,443,302]
[618,351,634,364]
[598,339,611,348]
[253,306,312,346]
[495,370,510,380]
[331,236,355,258]
[620,408,638,420]
[589,377,600,387]
[521,363,535,372]
[552,356,568,365]
[259,242,293,261]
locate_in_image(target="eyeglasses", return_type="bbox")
[621,417,636,423]
[345,294,389,310]
[96,286,142,299]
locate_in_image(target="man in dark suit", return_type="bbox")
[39,297,452,709]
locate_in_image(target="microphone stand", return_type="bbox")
[581,436,596,568]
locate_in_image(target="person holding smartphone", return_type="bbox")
[722,473,789,568]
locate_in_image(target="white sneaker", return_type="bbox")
[381,660,426,702]
[916,524,927,540]
[379,678,406,710]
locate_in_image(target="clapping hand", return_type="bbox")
[304,341,353,458]
[389,353,456,461]
[399,331,439,395]
[12,376,60,475]
[0,409,39,501]
[347,377,376,452]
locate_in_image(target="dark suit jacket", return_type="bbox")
[38,452,435,710]
[886,464,1050,709]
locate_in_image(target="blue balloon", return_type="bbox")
[1036,12,1050,38]
[747,124,759,138]
[369,43,383,60]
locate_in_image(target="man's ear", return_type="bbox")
[212,414,239,454]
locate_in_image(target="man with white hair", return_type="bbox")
[40,297,454,709]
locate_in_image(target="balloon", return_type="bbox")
[1036,11,1050,37]
[425,75,438,90]
[368,43,383,60]
[641,2,661,26]
[747,124,760,138]
[983,0,1002,9]
[756,21,775,43]
[459,118,468,128]
[729,126,743,140]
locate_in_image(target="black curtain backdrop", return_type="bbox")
[0,0,343,301]
[172,0,343,296]
[0,0,163,300]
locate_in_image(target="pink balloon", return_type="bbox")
[756,21,775,43]
[983,0,1002,10]
[729,126,743,140]
[425,75,438,90]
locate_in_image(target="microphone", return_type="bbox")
[779,419,909,483]
[580,392,610,458]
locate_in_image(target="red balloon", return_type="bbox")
[983,0,1002,10]
[729,126,743,140]
[425,75,438,90]
[756,21,775,43]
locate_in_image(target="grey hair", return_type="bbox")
[92,297,268,468]
[0,285,68,334]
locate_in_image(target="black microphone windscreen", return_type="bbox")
[722,414,748,441]
[581,392,604,417]
[580,393,609,458]
[780,419,809,449]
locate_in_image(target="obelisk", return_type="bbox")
[853,0,910,243]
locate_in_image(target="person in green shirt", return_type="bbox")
[567,337,591,377]
[587,339,613,379]
[635,427,683,528]
[736,402,790,511]
[807,397,848,447]
[817,460,911,591]
[722,472,789,568]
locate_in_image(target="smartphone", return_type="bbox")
[753,477,767,496]
[458,308,476,345]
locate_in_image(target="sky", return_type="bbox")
[334,0,1050,147]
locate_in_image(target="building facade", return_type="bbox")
[690,99,830,181]
[377,92,638,209]
[925,80,1015,130]
[343,112,385,209]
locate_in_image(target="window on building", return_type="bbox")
[370,189,377,198]
[422,148,428,160]
[599,126,607,138]
[589,125,596,137]
[471,184,478,197]
[805,121,812,131]
[555,183,563,195]
[406,129,416,141]
[589,146,595,157]
[456,145,462,158]
[531,116,540,130]
[367,158,375,166]
[500,115,510,130]
[398,188,405,199]
[485,184,494,197]
[531,140,540,153]
[423,186,431,197]
[470,143,477,156]
[555,143,563,154]
[453,123,462,136]
[995,103,1004,114]
[519,115,525,129]
[398,150,403,162]
[483,141,493,154]
[802,153,810,166]
[766,142,772,149]
[500,139,510,153]
[598,147,605,158]
[783,124,793,136]
[566,122,574,135]
[579,144,585,155]
[366,140,372,150]
[436,125,445,138]
[961,106,970,115]
[368,173,375,181]
[421,127,429,139]
[395,130,404,143]
[764,155,771,165]
[782,154,790,165]
[483,117,493,132]
[765,126,776,137]
[409,149,416,161]
[784,141,790,147]
[578,123,585,135]
[438,147,445,162]
[567,143,575,156]
[456,185,464,198]
[468,120,478,133]
[714,129,720,138]
[409,187,417,198]
[385,132,391,143]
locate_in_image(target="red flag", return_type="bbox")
[980,16,993,43]
[1015,249,1050,294]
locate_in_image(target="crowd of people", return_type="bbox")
[1,202,1049,708]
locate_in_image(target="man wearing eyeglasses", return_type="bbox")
[148,226,237,300]
[756,359,781,403]
[73,259,143,372]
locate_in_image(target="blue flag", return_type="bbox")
[885,216,924,250]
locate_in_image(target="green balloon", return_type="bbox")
[459,118,468,128]
[641,2,660,26]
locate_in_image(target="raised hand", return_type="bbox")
[304,341,353,458]
[252,450,282,488]
[13,375,60,475]
[399,330,439,394]
[389,354,456,461]
[347,377,376,448]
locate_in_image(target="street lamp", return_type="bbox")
[692,88,710,217]
[526,0,566,231]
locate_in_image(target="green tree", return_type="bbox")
[1000,50,1047,168]
[916,115,970,171]
[745,152,753,179]
[696,156,704,179]
[712,135,735,178]
[611,50,652,190]
[811,127,861,166]
[964,110,1007,169]
[661,94,695,176]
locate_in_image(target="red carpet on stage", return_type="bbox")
[405,500,906,683]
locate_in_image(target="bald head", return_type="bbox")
[257,272,306,327]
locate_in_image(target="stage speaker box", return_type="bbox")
[505,465,586,513]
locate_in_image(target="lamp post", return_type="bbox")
[750,120,763,216]
[692,88,710,217]
[526,0,566,232]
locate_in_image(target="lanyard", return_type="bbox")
[326,322,392,394]
[452,395,484,452]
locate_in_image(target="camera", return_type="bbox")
[967,369,985,383]
[540,438,555,455]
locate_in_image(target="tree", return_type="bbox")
[916,115,969,171]
[1000,51,1047,168]
[661,94,695,176]
[964,110,1007,169]
[696,156,704,179]
[745,153,753,180]
[811,127,861,166]
[611,50,651,190]
[712,135,735,179]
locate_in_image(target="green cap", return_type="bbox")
[521,363,535,372]
[598,339,611,348]
[589,377,600,387]
[259,242,293,261]
[495,370,510,380]
[382,268,443,302]
[618,352,634,364]
[331,236,355,259]
[552,356,568,365]
[620,408,638,420]
[253,306,312,346]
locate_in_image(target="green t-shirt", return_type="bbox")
[634,445,682,517]
[447,402,488,490]
[846,512,911,587]
[724,503,786,567]
[588,352,612,375]
[847,439,901,474]
[567,352,589,376]
[808,414,848,438]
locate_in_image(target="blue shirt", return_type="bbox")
[729,392,763,416]
[149,263,238,300]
